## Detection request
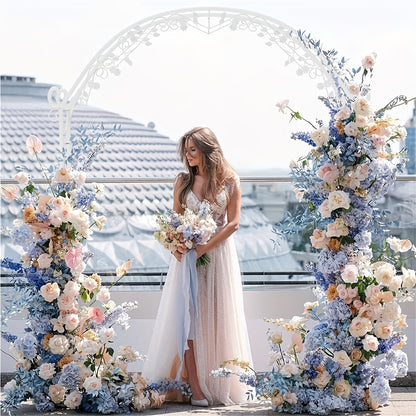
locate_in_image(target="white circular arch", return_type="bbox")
[48,7,350,145]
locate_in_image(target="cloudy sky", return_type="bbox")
[1,0,415,170]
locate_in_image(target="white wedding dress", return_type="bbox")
[142,181,253,405]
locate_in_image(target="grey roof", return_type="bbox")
[1,76,302,281]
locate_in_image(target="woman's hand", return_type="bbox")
[177,242,189,254]
[196,245,206,259]
[172,250,182,262]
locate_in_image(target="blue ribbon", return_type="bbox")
[175,249,198,379]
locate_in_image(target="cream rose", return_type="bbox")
[363,334,379,352]
[402,267,416,289]
[381,302,401,322]
[344,121,360,137]
[374,262,396,287]
[310,126,330,147]
[310,229,330,249]
[341,264,359,284]
[49,335,70,355]
[318,200,331,218]
[98,327,115,343]
[374,321,393,340]
[96,287,111,302]
[353,96,373,117]
[64,390,82,409]
[349,316,372,337]
[313,370,331,388]
[334,106,351,121]
[37,253,53,269]
[15,172,29,184]
[326,218,349,238]
[333,350,353,369]
[387,237,412,253]
[83,375,102,391]
[64,314,80,332]
[40,282,60,302]
[49,384,66,404]
[283,392,298,405]
[280,363,300,377]
[39,362,56,380]
[333,379,352,399]
[327,190,350,211]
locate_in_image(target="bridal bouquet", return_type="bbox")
[154,200,217,267]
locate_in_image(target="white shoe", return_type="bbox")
[191,398,209,407]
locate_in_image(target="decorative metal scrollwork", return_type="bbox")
[49,7,346,145]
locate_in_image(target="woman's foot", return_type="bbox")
[191,397,209,407]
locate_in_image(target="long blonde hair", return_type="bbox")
[177,127,236,206]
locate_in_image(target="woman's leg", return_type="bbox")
[184,340,206,400]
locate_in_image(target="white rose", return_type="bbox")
[40,282,60,302]
[386,237,412,253]
[81,277,98,291]
[280,363,300,377]
[353,96,373,117]
[64,390,82,409]
[362,334,379,352]
[83,376,102,392]
[98,327,115,343]
[64,314,80,332]
[374,262,396,286]
[333,350,352,369]
[49,335,69,355]
[374,321,393,340]
[310,126,330,147]
[382,302,401,322]
[327,190,350,211]
[15,172,29,184]
[344,121,360,137]
[77,339,100,356]
[64,281,80,297]
[349,316,372,337]
[39,362,56,380]
[341,264,359,284]
[37,253,53,269]
[96,287,111,302]
[402,267,416,289]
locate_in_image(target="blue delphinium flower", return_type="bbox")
[74,187,96,210]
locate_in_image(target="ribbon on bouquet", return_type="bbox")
[175,248,198,380]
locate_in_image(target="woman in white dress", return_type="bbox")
[142,127,252,406]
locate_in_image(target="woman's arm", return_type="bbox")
[195,180,241,259]
[172,175,185,261]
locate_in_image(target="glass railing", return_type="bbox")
[1,176,415,289]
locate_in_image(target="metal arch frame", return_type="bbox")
[48,7,341,145]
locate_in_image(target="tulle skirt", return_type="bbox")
[142,236,253,405]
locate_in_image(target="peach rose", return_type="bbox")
[333,379,352,399]
[349,316,372,337]
[1,185,20,202]
[49,384,66,403]
[310,229,330,249]
[40,282,60,302]
[363,334,379,352]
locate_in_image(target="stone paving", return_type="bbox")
[6,387,415,416]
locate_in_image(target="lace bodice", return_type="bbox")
[186,190,228,229]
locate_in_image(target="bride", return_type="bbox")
[142,127,252,406]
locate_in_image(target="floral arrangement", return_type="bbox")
[154,201,217,267]
[214,50,415,414]
[0,133,163,413]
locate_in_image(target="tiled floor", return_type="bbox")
[7,387,415,415]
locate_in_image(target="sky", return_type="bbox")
[1,0,415,171]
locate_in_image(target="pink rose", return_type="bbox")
[39,363,56,380]
[318,200,331,218]
[57,293,78,312]
[334,106,351,121]
[317,163,339,184]
[374,321,393,340]
[83,376,102,392]
[362,53,377,69]
[344,121,360,137]
[49,384,66,403]
[26,135,42,154]
[88,307,105,324]
[64,314,80,331]
[348,83,361,96]
[64,390,82,409]
[65,248,83,270]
